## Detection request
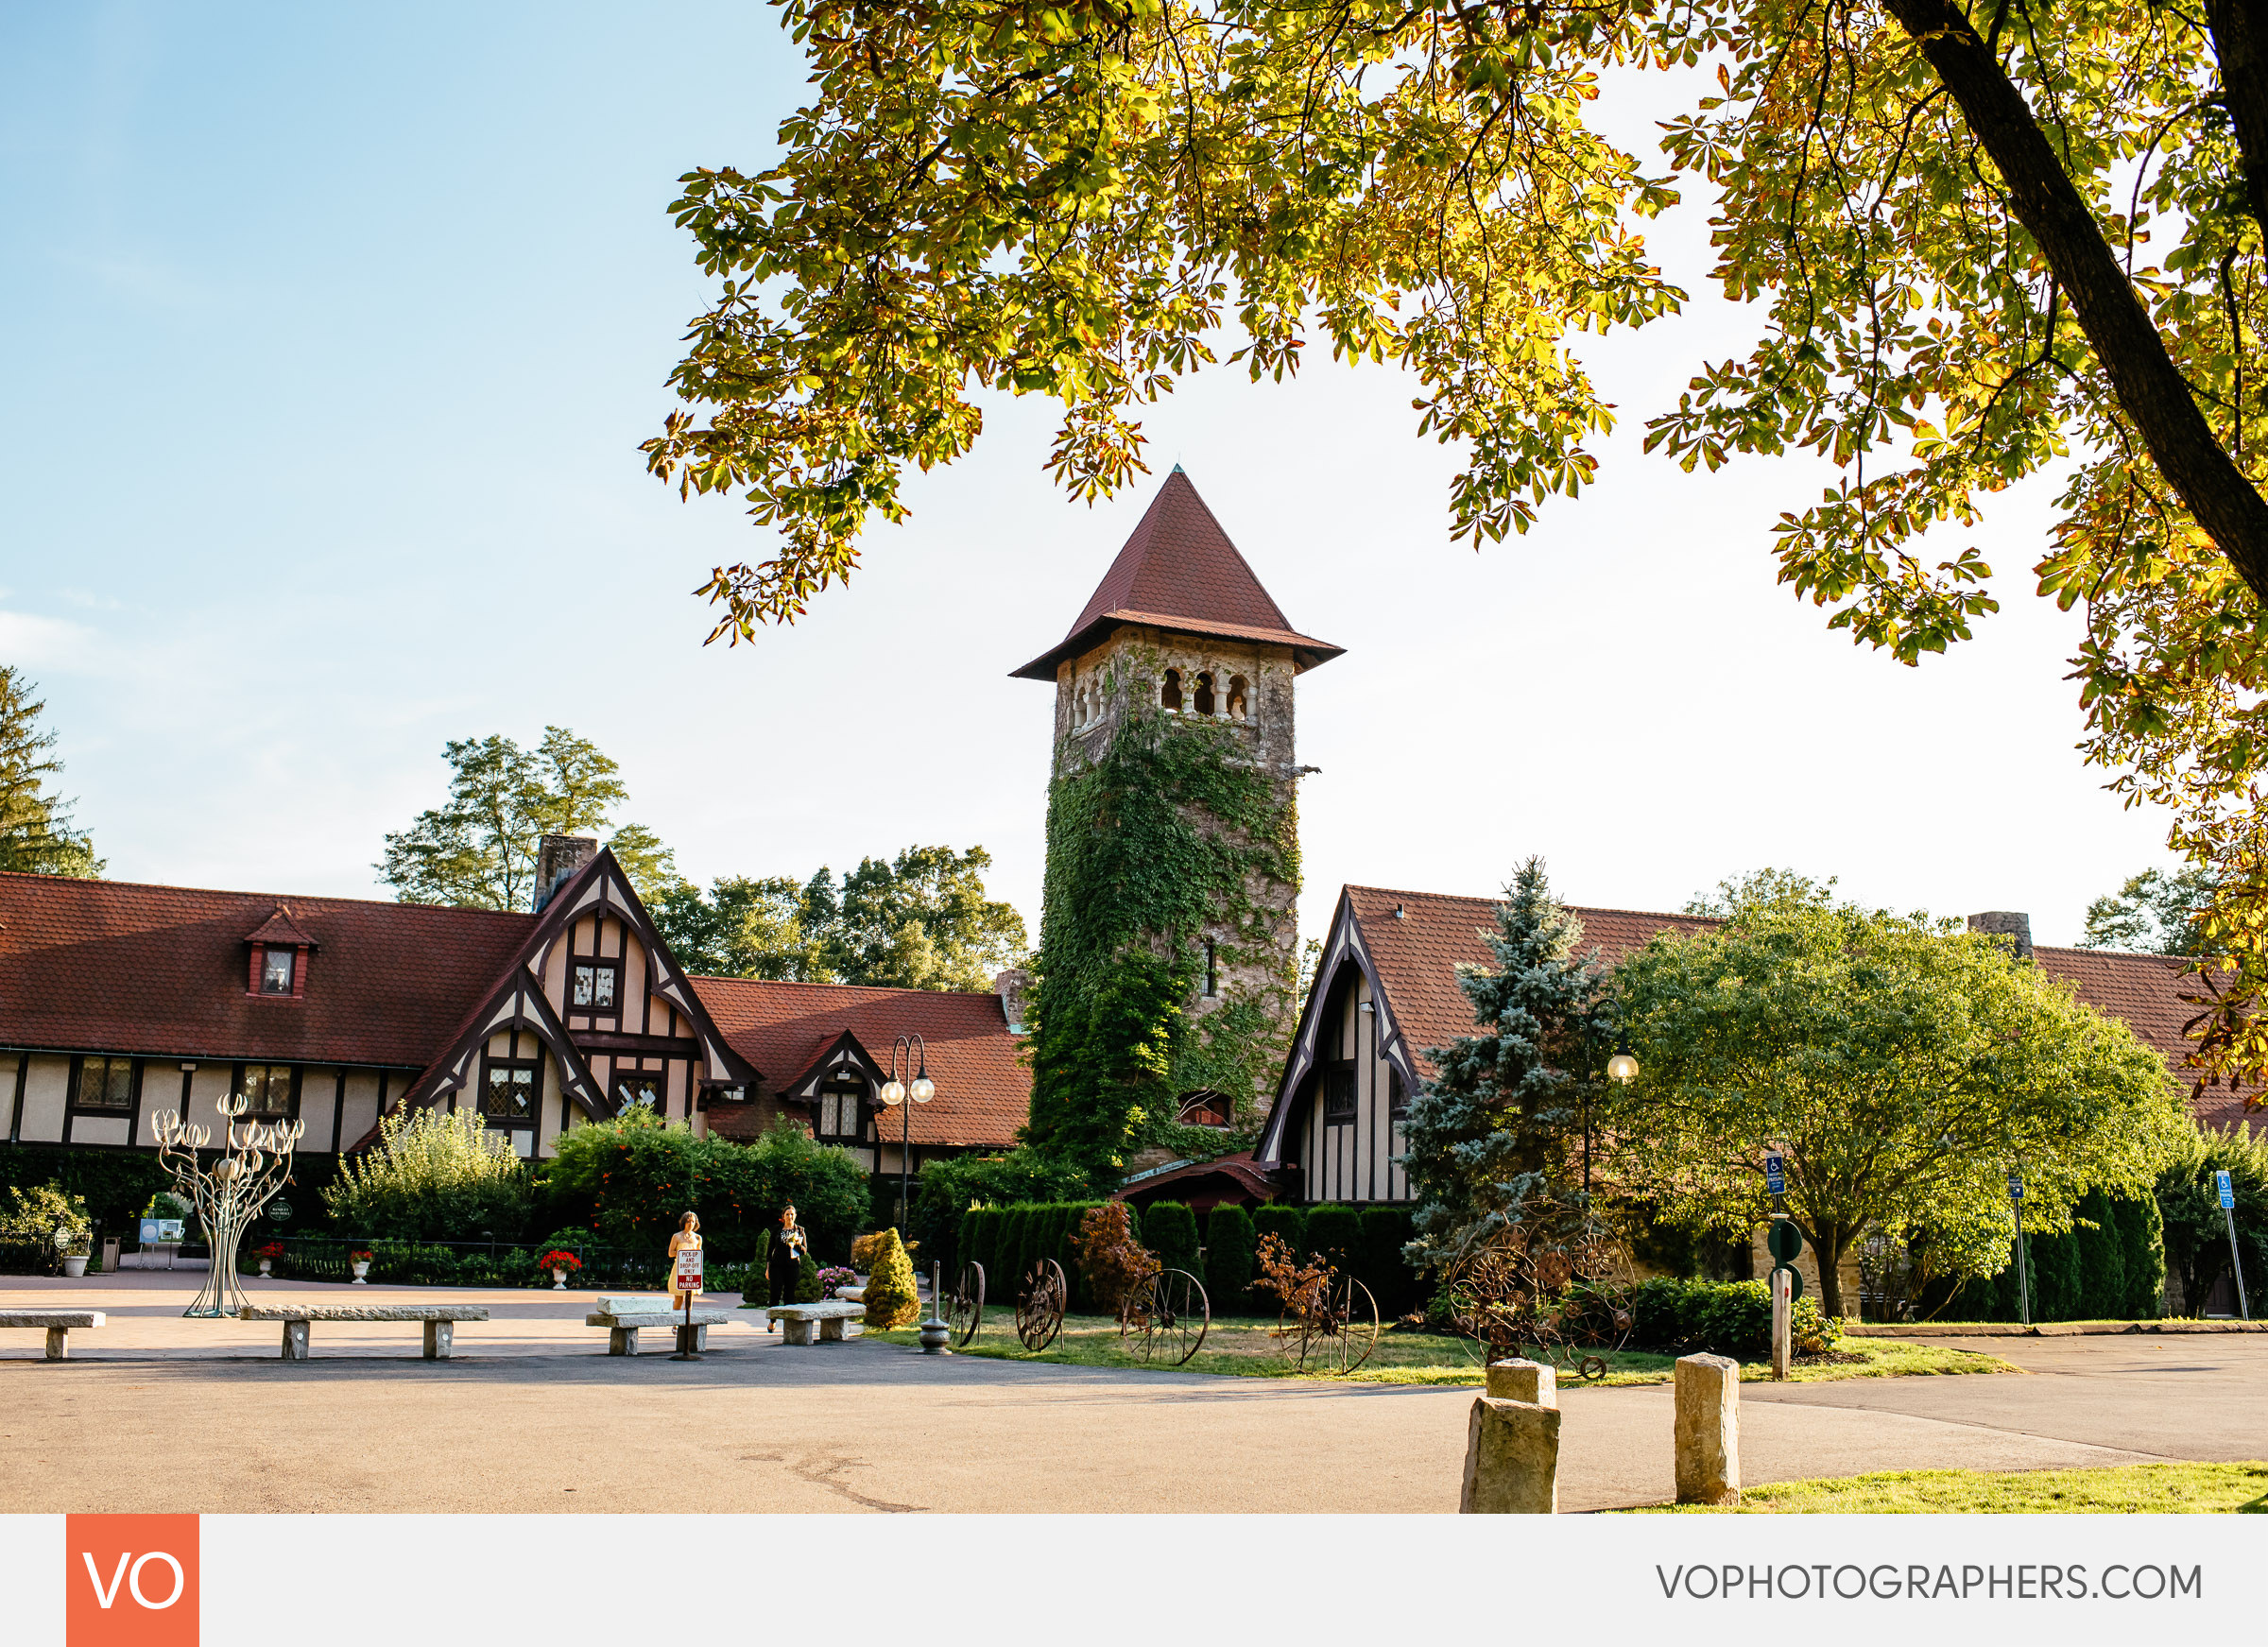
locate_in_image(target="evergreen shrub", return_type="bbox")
[861,1229,920,1328]
[1143,1201,1201,1278]
[798,1252,823,1304]
[1629,1278,1842,1358]
[1305,1204,1360,1273]
[1251,1203,1305,1257]
[1355,1206,1417,1315]
[1204,1204,1258,1312]
[997,1207,1032,1287]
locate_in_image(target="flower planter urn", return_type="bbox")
[552,1267,568,1290]
[257,1259,272,1278]
[350,1261,370,1284]
[61,1255,88,1278]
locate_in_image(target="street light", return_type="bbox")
[880,1033,935,1232]
[1606,1033,1639,1086]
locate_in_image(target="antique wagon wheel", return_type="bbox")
[1124,1268,1210,1367]
[948,1261,986,1348]
[1325,1277,1381,1376]
[1014,1259,1067,1352]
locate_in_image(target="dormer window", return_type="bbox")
[261,948,296,995]
[242,905,317,999]
[571,961,620,1012]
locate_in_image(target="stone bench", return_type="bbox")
[236,1305,489,1361]
[767,1301,865,1346]
[0,1310,105,1361]
[587,1295,735,1355]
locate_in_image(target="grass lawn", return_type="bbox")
[1628,1462,2268,1513]
[866,1312,2019,1386]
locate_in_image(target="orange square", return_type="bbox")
[65,1515,198,1647]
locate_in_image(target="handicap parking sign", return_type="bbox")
[1764,1153,1785,1195]
[2220,1169,2237,1210]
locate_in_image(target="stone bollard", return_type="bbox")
[1674,1353,1741,1505]
[1486,1357,1557,1407]
[1459,1397,1561,1514]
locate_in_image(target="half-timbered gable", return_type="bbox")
[1257,884,2256,1208]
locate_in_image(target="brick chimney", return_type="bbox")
[534,835,599,912]
[1967,910,2034,960]
[994,968,1034,1035]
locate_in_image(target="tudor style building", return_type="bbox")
[0,837,1028,1181]
[1254,885,2254,1209]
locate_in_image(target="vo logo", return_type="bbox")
[66,1515,198,1645]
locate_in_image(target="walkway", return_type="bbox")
[4,1276,2259,1512]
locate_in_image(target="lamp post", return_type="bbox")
[1594,1033,1639,1196]
[879,1034,936,1232]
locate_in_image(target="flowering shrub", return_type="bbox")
[816,1265,855,1298]
[536,1250,583,1272]
[1072,1203,1158,1316]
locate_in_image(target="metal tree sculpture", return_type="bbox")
[151,1095,304,1318]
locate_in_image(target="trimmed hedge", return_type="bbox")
[1306,1204,1360,1276]
[1945,1192,2168,1320]
[1205,1204,1257,1312]
[1251,1202,1306,1258]
[1143,1201,1201,1279]
[1630,1278,1842,1359]
[1355,1206,1416,1316]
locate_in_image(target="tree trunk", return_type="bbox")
[1884,0,2268,605]
[2208,0,2268,239]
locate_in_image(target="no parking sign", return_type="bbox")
[674,1245,704,1296]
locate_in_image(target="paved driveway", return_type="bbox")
[4,1276,2260,1513]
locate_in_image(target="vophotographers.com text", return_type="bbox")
[1658,1563,2202,1602]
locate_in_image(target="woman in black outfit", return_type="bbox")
[765,1203,809,1325]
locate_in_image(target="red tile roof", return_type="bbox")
[0,871,533,1067]
[1345,884,2256,1126]
[688,975,1029,1148]
[1011,469,1344,679]
[1346,885,1715,1078]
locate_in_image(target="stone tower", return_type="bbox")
[1012,468,1343,1122]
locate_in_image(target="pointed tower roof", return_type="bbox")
[1010,469,1344,679]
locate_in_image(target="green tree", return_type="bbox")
[1611,875,2191,1317]
[649,2,2268,1093]
[650,846,1026,988]
[321,1107,534,1242]
[0,667,101,878]
[2081,867,2217,956]
[1400,857,1604,1266]
[377,726,683,911]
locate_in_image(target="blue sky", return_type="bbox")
[1,4,2174,947]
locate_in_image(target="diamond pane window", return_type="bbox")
[572,963,618,1011]
[242,1064,294,1117]
[262,948,295,994]
[75,1055,134,1110]
[483,1062,537,1122]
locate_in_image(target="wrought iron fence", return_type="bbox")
[245,1235,759,1293]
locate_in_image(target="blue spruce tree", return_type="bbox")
[1401,857,1603,1265]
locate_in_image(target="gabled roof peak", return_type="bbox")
[243,904,319,950]
[1011,469,1344,679]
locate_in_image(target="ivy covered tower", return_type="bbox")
[1011,469,1343,1174]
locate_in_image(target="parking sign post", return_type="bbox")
[2220,1170,2249,1322]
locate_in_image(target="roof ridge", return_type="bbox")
[0,867,537,919]
[1345,884,1712,924]
[687,973,1002,1003]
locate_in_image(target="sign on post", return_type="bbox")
[2007,1175,2023,1204]
[2219,1170,2249,1322]
[674,1246,704,1296]
[1764,1153,1785,1196]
